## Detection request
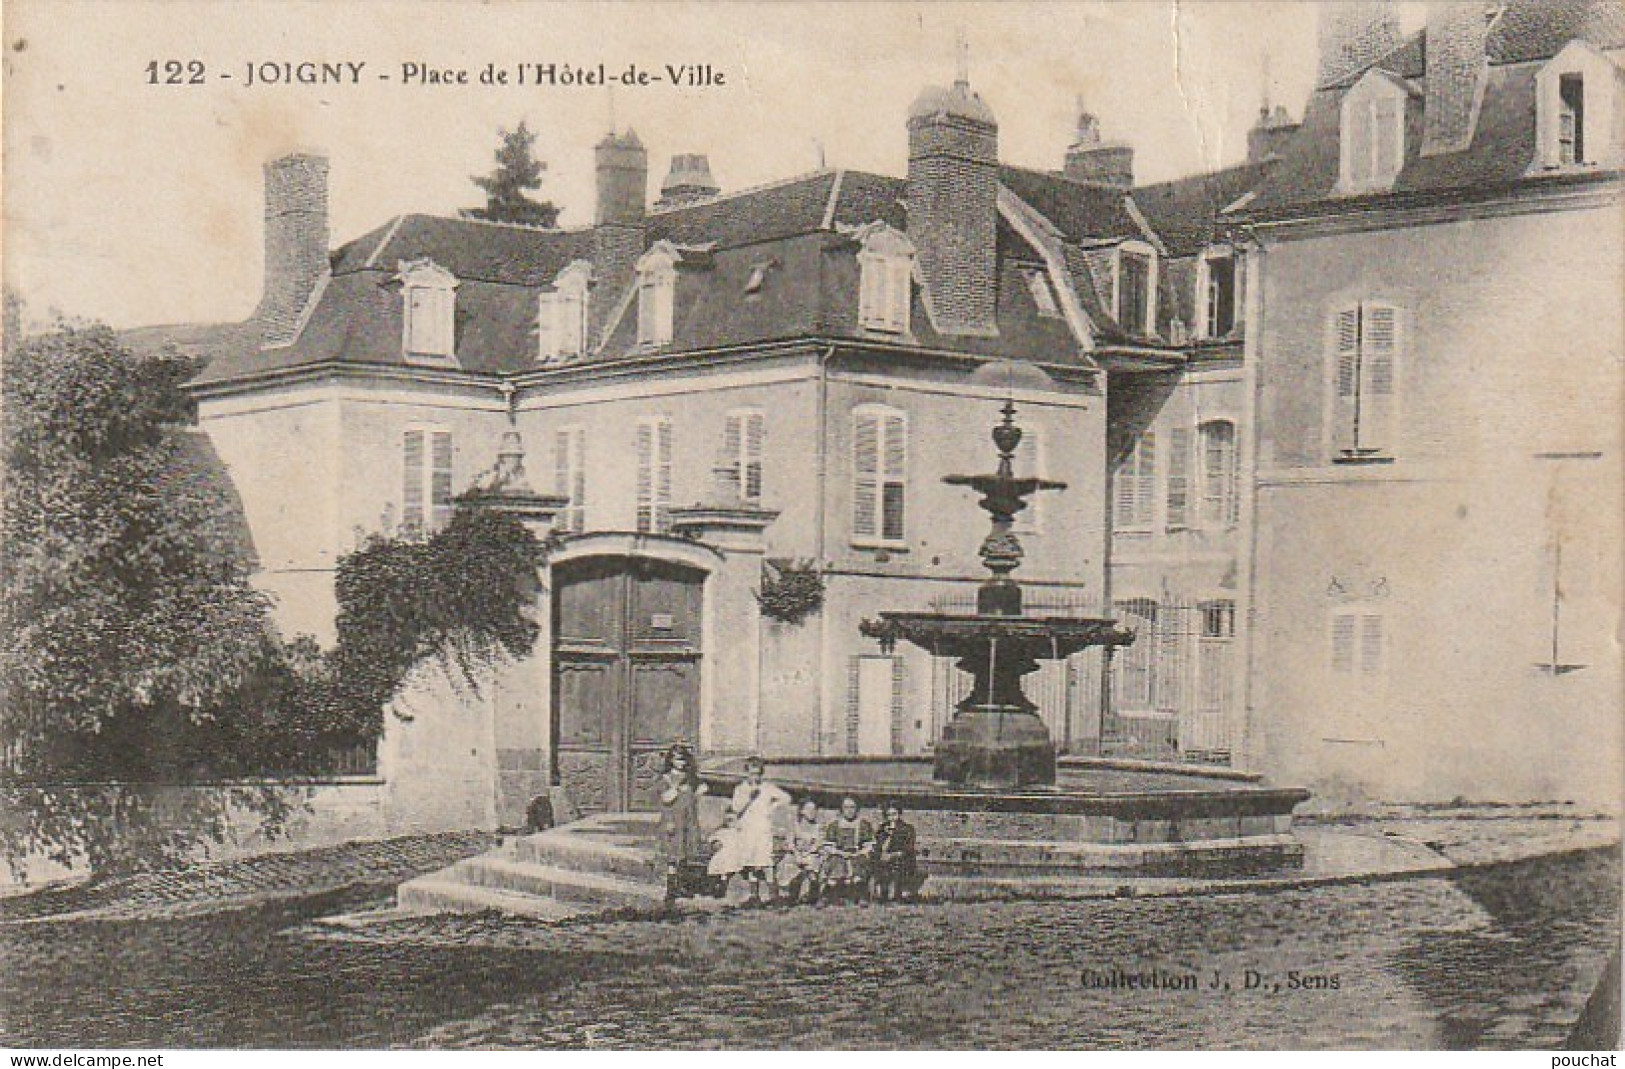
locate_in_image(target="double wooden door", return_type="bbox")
[552,557,703,812]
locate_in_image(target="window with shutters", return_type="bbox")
[397,259,459,363]
[635,416,674,533]
[856,224,915,335]
[1115,245,1155,336]
[852,404,907,547]
[1329,302,1400,460]
[1199,420,1239,528]
[1537,44,1621,170]
[401,425,453,537]
[1339,73,1407,193]
[635,245,680,349]
[538,261,591,363]
[553,425,587,533]
[721,409,765,505]
[1165,427,1191,533]
[1113,598,1158,711]
[1330,607,1386,679]
[1114,431,1156,532]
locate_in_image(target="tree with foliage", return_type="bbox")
[1,314,304,874]
[1,309,550,879]
[467,121,561,228]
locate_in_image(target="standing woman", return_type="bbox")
[657,742,707,901]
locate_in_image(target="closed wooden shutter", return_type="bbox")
[635,418,671,532]
[554,427,585,533]
[1361,304,1397,452]
[853,410,879,539]
[402,429,425,534]
[1333,306,1361,453]
[881,412,906,541]
[1165,427,1191,531]
[429,431,453,531]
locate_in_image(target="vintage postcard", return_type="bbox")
[2,0,1621,1054]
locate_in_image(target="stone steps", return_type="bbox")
[395,813,669,921]
[512,830,663,882]
[396,877,592,921]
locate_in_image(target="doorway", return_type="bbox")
[552,556,704,812]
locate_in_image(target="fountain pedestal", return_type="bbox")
[862,395,1132,789]
[863,612,1130,788]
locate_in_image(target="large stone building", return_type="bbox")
[189,77,1203,828]
[1233,0,1624,807]
[174,0,1624,829]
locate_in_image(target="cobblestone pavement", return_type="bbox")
[0,832,496,923]
[2,835,1617,1049]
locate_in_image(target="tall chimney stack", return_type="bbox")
[258,153,329,346]
[1423,2,1493,156]
[656,154,721,210]
[590,129,648,346]
[1063,107,1135,188]
[1247,105,1302,164]
[907,77,999,336]
[1317,2,1403,87]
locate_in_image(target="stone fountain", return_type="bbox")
[860,396,1131,789]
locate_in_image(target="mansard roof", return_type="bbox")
[1133,160,1273,257]
[1242,0,1625,222]
[191,158,1184,387]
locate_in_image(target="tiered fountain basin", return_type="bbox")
[703,756,1311,879]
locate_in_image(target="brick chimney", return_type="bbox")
[1063,108,1135,188]
[655,154,720,210]
[257,153,329,346]
[590,129,647,346]
[1247,104,1302,164]
[1423,2,1493,156]
[1317,2,1403,87]
[907,78,999,336]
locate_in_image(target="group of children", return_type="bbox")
[657,747,922,906]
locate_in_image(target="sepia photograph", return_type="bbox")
[1,0,1621,1053]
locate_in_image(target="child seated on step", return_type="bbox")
[774,797,825,904]
[706,809,744,897]
[870,801,922,903]
[820,796,876,904]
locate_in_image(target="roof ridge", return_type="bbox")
[649,167,839,216]
[1000,162,1127,194]
[360,215,406,269]
[418,211,590,235]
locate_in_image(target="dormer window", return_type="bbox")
[1197,247,1240,339]
[1340,71,1408,193]
[1535,42,1621,170]
[538,260,591,363]
[635,243,680,348]
[1113,241,1157,336]
[397,259,458,364]
[855,223,914,335]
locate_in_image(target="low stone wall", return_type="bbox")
[1,778,467,889]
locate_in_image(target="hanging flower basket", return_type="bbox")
[756,559,825,625]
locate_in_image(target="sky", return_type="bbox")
[1,2,1420,330]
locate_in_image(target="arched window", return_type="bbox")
[855,223,915,335]
[397,259,458,363]
[539,260,591,362]
[635,244,680,348]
